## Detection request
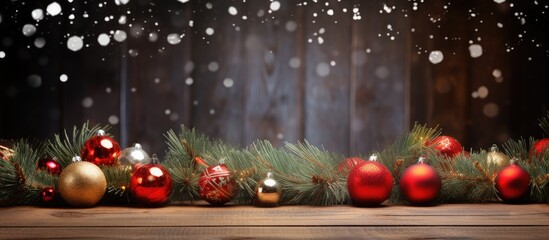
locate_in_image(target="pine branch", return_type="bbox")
[539,111,549,136]
[284,141,348,206]
[0,141,55,206]
[101,166,132,203]
[47,122,111,166]
[502,137,531,160]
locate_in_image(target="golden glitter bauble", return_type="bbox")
[487,144,511,167]
[256,172,282,206]
[58,161,106,207]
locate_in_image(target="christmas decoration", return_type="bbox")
[486,144,510,167]
[530,138,549,159]
[58,161,107,207]
[37,157,62,175]
[337,157,365,173]
[255,171,282,206]
[81,129,121,166]
[494,161,531,202]
[118,143,150,170]
[0,140,14,160]
[427,135,463,158]
[399,156,441,205]
[198,159,237,205]
[129,155,173,206]
[347,154,393,206]
[41,187,56,203]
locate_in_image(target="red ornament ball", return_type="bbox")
[427,135,463,158]
[337,157,366,173]
[41,187,56,203]
[495,164,531,202]
[198,163,237,205]
[399,163,441,205]
[130,163,173,206]
[37,157,62,175]
[347,160,393,206]
[81,130,121,166]
[530,138,549,159]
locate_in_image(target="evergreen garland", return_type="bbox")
[1,112,549,207]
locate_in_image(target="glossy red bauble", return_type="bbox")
[41,187,56,203]
[399,163,441,205]
[81,131,121,166]
[427,135,463,158]
[130,163,173,206]
[495,164,530,202]
[530,138,549,159]
[37,157,62,175]
[337,157,366,173]
[198,163,237,205]
[347,160,393,206]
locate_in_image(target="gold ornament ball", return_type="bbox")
[487,144,511,167]
[256,172,282,206]
[58,161,107,207]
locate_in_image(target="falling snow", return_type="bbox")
[428,50,444,64]
[67,36,84,52]
[46,2,62,16]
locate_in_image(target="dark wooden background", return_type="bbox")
[0,0,547,157]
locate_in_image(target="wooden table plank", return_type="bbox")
[1,204,549,228]
[1,226,548,240]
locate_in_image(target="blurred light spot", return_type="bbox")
[108,115,119,125]
[429,50,444,64]
[82,97,93,108]
[59,74,68,82]
[483,103,499,118]
[316,62,330,77]
[27,75,42,88]
[477,86,489,98]
[208,62,219,72]
[469,44,483,58]
[223,78,234,88]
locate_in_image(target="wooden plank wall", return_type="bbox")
[0,0,547,157]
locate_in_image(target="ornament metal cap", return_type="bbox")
[151,154,159,164]
[510,157,519,165]
[72,155,82,162]
[490,144,500,153]
[97,129,106,136]
[368,154,378,161]
[133,143,143,149]
[418,155,427,164]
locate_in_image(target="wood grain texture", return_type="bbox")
[303,0,352,155]
[243,0,304,147]
[191,1,246,146]
[351,0,409,155]
[1,205,549,239]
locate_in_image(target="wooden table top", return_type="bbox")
[1,204,548,239]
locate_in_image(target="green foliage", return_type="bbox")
[47,122,110,166]
[0,141,56,206]
[540,111,549,136]
[2,117,549,207]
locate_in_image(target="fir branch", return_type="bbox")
[539,111,549,136]
[0,141,55,206]
[284,141,348,206]
[47,122,111,166]
[102,166,131,200]
[502,137,531,161]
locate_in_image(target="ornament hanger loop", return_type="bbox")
[369,154,378,161]
[151,154,159,164]
[97,129,106,136]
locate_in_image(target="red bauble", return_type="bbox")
[495,164,531,202]
[41,187,56,203]
[427,135,463,158]
[130,163,173,206]
[530,138,549,159]
[81,130,121,165]
[347,160,393,206]
[399,163,441,205]
[198,163,237,205]
[337,157,366,173]
[37,157,62,175]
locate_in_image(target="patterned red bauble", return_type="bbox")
[41,187,56,203]
[399,162,441,205]
[427,135,463,158]
[37,157,62,175]
[198,162,237,205]
[530,138,549,159]
[130,160,173,206]
[337,157,366,173]
[81,130,121,166]
[495,163,530,202]
[347,156,393,206]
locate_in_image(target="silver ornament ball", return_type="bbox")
[256,172,282,206]
[118,143,150,168]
